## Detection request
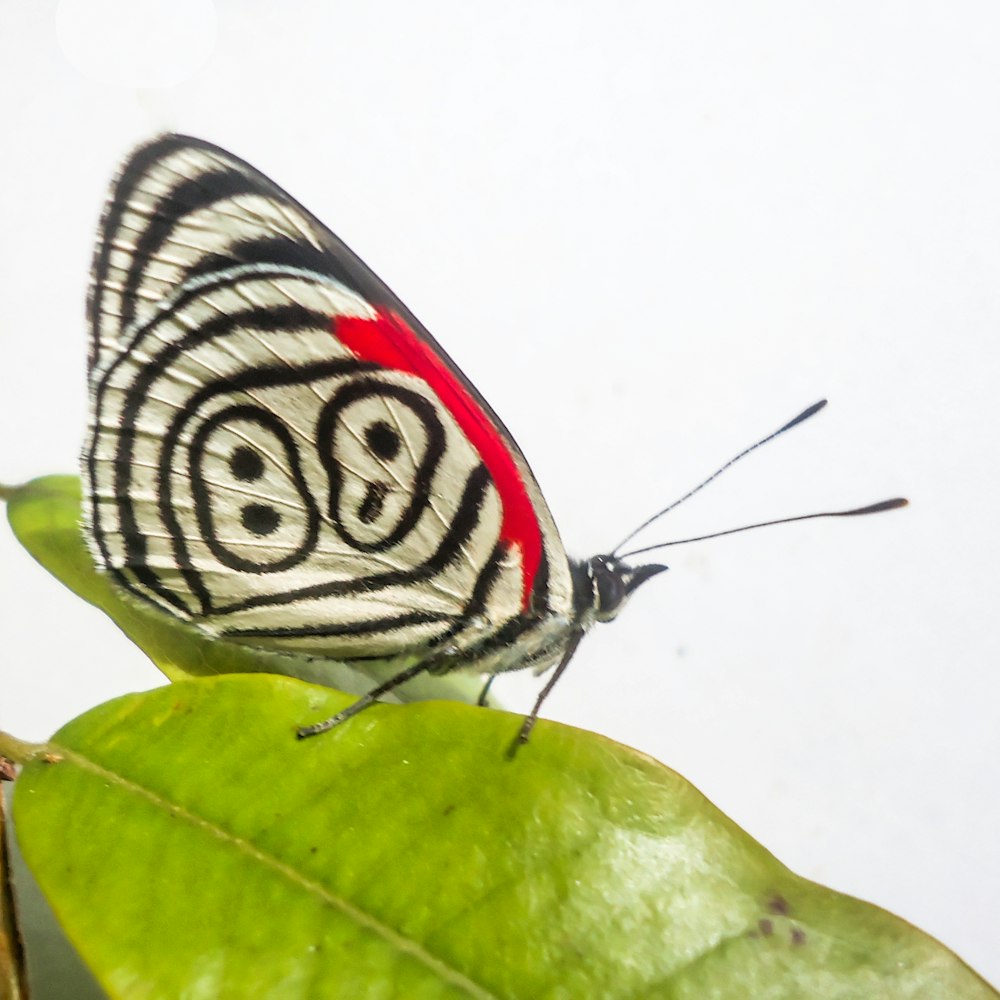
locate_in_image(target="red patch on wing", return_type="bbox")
[335,310,541,610]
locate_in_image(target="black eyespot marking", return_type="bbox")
[365,420,401,461]
[230,445,265,481]
[241,503,281,536]
[320,381,446,552]
[188,403,322,579]
[358,482,390,524]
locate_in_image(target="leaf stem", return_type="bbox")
[0,732,47,767]
[0,793,28,1000]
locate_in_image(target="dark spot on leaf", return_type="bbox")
[791,927,807,946]
[758,918,774,937]
[767,893,790,915]
[442,804,455,816]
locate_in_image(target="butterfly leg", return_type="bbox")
[477,674,497,707]
[296,661,431,739]
[508,628,586,756]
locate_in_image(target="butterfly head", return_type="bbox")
[582,555,668,624]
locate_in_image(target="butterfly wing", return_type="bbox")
[84,136,574,672]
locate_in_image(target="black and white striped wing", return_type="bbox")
[83,135,575,670]
[89,135,398,372]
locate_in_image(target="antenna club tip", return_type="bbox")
[781,399,828,433]
[851,497,909,515]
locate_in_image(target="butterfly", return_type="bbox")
[82,134,675,743]
[83,135,905,744]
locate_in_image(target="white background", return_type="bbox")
[1,0,997,985]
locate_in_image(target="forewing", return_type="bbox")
[90,135,390,372]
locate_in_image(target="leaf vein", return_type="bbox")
[48,742,502,1000]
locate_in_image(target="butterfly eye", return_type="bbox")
[188,405,320,573]
[319,379,445,551]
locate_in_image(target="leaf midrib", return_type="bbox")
[46,742,502,1000]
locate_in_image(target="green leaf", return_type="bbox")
[13,674,996,999]
[3,475,484,705]
[2,788,107,1000]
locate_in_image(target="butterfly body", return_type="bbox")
[82,136,662,706]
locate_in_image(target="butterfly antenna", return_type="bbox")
[616,497,908,560]
[611,400,828,556]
